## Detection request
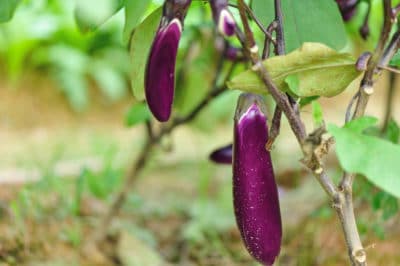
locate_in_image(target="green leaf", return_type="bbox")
[252,0,347,52]
[311,101,323,127]
[123,0,152,42]
[228,43,361,98]
[371,223,385,240]
[299,96,319,107]
[382,196,398,220]
[390,51,400,67]
[86,168,120,199]
[344,116,378,133]
[75,0,124,32]
[384,119,400,144]
[89,59,127,101]
[0,0,20,23]
[125,103,152,127]
[284,74,299,95]
[129,8,162,101]
[39,45,89,73]
[55,70,89,111]
[328,118,400,199]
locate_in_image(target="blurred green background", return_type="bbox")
[0,0,399,265]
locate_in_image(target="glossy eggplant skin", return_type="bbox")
[145,0,191,122]
[145,19,181,122]
[225,45,244,61]
[233,93,282,266]
[209,144,233,164]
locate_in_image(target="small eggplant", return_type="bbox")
[210,0,236,36]
[209,144,233,164]
[233,93,282,266]
[145,0,191,122]
[214,37,244,61]
[225,45,245,61]
[335,0,358,21]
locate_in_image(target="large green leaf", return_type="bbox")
[328,117,400,199]
[227,43,361,98]
[125,103,151,127]
[123,0,152,42]
[55,70,89,111]
[0,0,20,23]
[129,8,162,101]
[75,0,124,32]
[89,59,127,101]
[252,0,347,52]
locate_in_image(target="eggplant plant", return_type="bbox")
[3,0,400,265]
[103,0,400,265]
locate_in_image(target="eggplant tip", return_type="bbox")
[218,9,236,36]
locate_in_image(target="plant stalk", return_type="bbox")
[95,58,236,244]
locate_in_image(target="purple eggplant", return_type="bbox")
[145,0,191,122]
[210,0,236,36]
[335,0,358,21]
[225,45,244,61]
[233,93,282,266]
[209,144,233,164]
[214,37,244,61]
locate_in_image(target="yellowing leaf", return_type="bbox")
[227,43,362,98]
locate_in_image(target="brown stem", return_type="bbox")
[337,171,366,265]
[242,3,275,45]
[262,21,278,59]
[96,88,228,242]
[266,106,282,150]
[236,6,338,205]
[236,0,306,143]
[339,2,395,265]
[274,0,285,55]
[264,0,287,148]
[353,0,393,119]
[95,61,235,243]
[335,188,367,266]
[96,136,153,243]
[380,30,400,67]
[237,0,256,50]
